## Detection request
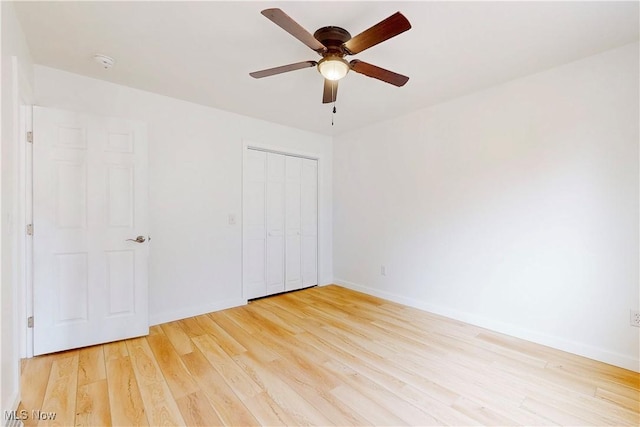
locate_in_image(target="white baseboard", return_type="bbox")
[149,298,246,326]
[3,391,21,427]
[334,278,640,372]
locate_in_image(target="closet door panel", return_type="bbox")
[266,153,285,295]
[285,156,302,291]
[301,159,318,287]
[243,150,267,299]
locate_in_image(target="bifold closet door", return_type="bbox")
[243,150,267,299]
[301,158,318,287]
[243,149,318,299]
[285,156,303,291]
[266,153,285,295]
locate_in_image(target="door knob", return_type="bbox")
[126,236,146,243]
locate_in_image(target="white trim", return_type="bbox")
[334,278,640,372]
[18,103,33,359]
[149,297,246,326]
[243,140,320,162]
[3,392,21,426]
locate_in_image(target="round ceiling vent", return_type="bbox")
[93,54,115,69]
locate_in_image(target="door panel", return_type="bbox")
[301,159,318,287]
[266,153,285,295]
[285,156,302,291]
[243,150,267,299]
[33,107,148,355]
[107,166,134,227]
[105,250,135,316]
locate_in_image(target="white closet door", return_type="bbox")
[243,150,267,299]
[266,153,285,295]
[301,159,318,287]
[33,107,149,355]
[285,156,303,291]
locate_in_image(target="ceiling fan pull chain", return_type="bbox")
[331,82,337,125]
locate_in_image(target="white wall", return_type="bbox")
[334,43,639,371]
[1,0,34,413]
[34,66,333,325]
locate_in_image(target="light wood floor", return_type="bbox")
[20,285,639,426]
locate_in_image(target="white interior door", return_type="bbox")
[301,158,318,287]
[243,150,267,299]
[266,153,285,295]
[33,107,149,355]
[285,156,303,291]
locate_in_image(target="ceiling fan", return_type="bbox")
[250,8,411,104]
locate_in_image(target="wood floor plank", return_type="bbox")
[38,353,79,427]
[180,347,260,426]
[177,317,207,337]
[452,396,521,426]
[20,353,55,427]
[103,341,128,361]
[105,355,148,427]
[126,338,186,426]
[191,334,262,401]
[596,385,640,413]
[75,379,112,427]
[267,357,372,425]
[322,358,442,425]
[193,314,246,356]
[331,383,408,425]
[232,352,334,426]
[146,331,199,399]
[207,311,280,362]
[175,390,223,427]
[160,322,193,356]
[77,345,106,386]
[242,391,300,426]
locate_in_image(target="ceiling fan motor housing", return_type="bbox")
[313,26,352,56]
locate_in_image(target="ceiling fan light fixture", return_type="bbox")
[318,57,350,81]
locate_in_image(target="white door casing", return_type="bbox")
[33,107,149,355]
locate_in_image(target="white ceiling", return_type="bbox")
[14,1,639,136]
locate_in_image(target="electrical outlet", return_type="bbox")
[631,310,640,327]
[381,265,386,276]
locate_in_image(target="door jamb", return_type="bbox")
[19,103,34,358]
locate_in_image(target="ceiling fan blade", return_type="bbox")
[250,61,317,79]
[261,8,327,53]
[342,12,411,55]
[323,79,338,103]
[350,60,409,87]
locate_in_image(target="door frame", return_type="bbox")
[241,140,322,300]
[18,102,34,358]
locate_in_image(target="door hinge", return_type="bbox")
[26,131,33,143]
[27,316,33,328]
[26,224,33,236]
